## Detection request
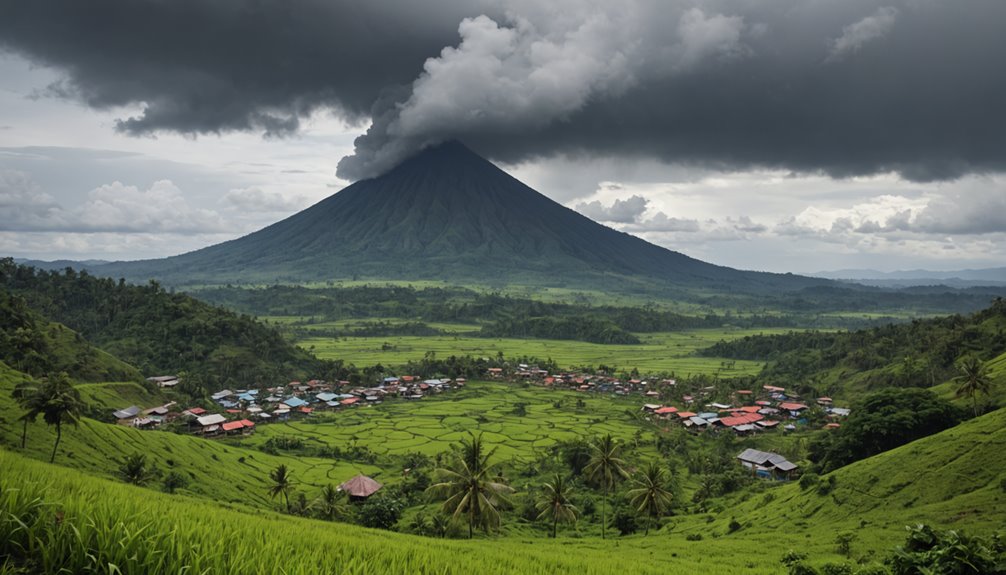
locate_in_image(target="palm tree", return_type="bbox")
[268,464,295,512]
[427,433,514,539]
[119,452,156,485]
[536,473,579,538]
[313,483,346,521]
[954,356,993,417]
[584,434,628,539]
[626,461,674,535]
[36,373,84,463]
[11,379,40,449]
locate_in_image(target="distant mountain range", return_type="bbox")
[812,268,1006,288]
[23,141,832,296]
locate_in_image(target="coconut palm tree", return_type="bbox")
[626,461,674,535]
[427,433,514,539]
[954,356,993,417]
[11,379,40,449]
[536,473,579,538]
[35,373,84,463]
[119,452,156,485]
[268,464,295,512]
[584,434,628,539]
[313,483,346,521]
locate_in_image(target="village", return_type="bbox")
[112,374,467,436]
[112,366,851,484]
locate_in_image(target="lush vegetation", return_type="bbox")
[808,388,963,472]
[0,290,139,382]
[701,298,1006,402]
[1,259,323,388]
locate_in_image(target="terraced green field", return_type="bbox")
[298,328,787,375]
[239,381,654,462]
[0,365,379,509]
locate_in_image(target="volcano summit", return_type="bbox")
[94,141,828,294]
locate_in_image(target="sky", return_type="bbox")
[1,0,1005,274]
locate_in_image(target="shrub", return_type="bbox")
[799,473,820,490]
[728,518,742,534]
[820,563,853,575]
[162,471,189,494]
[685,533,703,541]
[886,524,1005,575]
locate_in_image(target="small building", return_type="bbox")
[736,448,798,480]
[196,413,227,434]
[339,474,383,502]
[113,405,142,421]
[146,375,179,388]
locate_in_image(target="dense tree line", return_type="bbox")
[194,285,905,346]
[480,316,641,344]
[0,290,140,381]
[807,388,963,473]
[0,259,323,388]
[700,298,1006,390]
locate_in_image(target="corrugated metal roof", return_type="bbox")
[113,405,141,419]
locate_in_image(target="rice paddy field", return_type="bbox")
[237,381,654,462]
[294,327,788,375]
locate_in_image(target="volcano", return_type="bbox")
[94,141,829,293]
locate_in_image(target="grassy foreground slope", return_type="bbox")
[675,406,1006,561]
[3,412,1005,574]
[1,447,792,575]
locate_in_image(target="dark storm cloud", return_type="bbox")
[2,0,1004,181]
[338,0,1006,181]
[0,0,488,135]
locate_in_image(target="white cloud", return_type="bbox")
[575,194,649,222]
[221,186,310,213]
[0,171,228,233]
[0,170,66,230]
[74,180,228,233]
[627,212,702,232]
[828,6,899,61]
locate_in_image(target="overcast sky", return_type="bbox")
[1,0,1004,274]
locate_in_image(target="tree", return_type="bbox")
[356,495,403,529]
[626,461,674,535]
[427,433,514,539]
[808,388,961,472]
[954,356,993,417]
[119,452,156,485]
[11,379,40,449]
[162,471,189,494]
[584,434,629,539]
[268,464,295,512]
[536,473,579,538]
[35,372,84,463]
[313,483,347,521]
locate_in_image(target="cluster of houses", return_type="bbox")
[641,384,851,435]
[487,365,672,396]
[116,374,465,436]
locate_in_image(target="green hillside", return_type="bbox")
[702,298,1006,406]
[1,259,325,388]
[2,397,1003,573]
[0,363,379,508]
[0,289,140,382]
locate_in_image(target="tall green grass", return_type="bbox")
[2,448,759,575]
